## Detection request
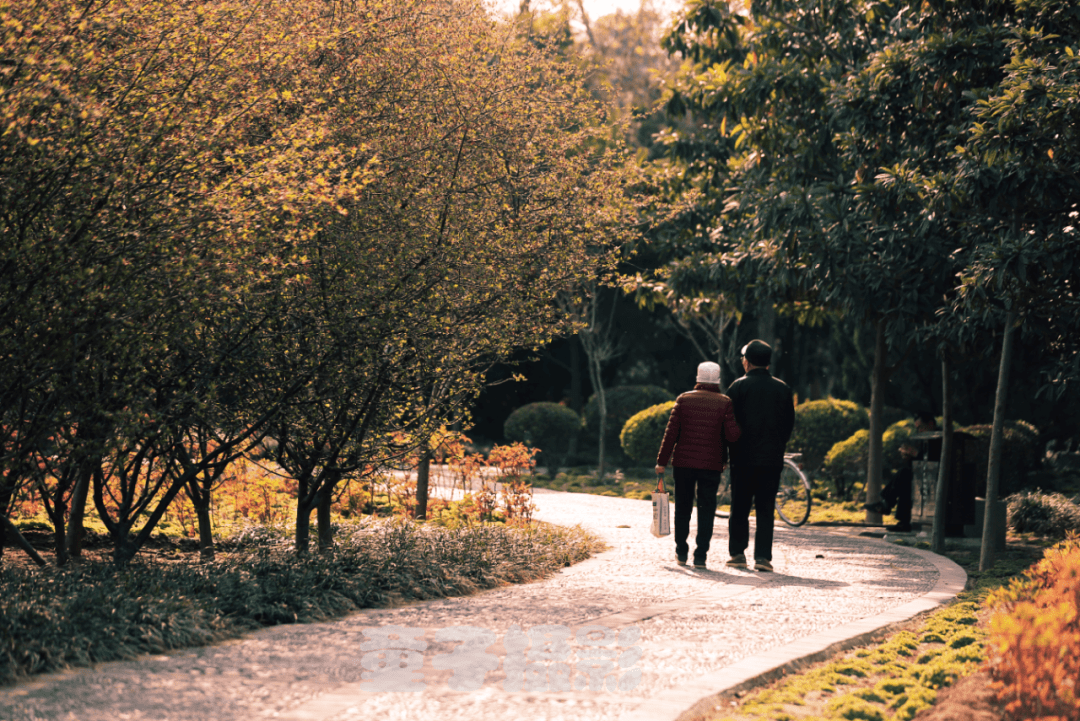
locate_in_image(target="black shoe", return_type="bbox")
[887,523,913,533]
[676,554,687,566]
[693,558,707,570]
[754,558,773,572]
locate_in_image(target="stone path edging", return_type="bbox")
[623,544,968,721]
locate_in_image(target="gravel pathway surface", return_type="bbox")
[0,490,964,721]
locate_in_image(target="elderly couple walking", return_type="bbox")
[654,340,795,572]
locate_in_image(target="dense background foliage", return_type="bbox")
[0,0,635,563]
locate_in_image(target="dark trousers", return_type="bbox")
[728,464,782,562]
[882,467,913,525]
[673,466,723,562]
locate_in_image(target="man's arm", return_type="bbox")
[780,385,796,443]
[721,401,742,444]
[726,378,745,426]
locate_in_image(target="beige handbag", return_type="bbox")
[650,475,671,537]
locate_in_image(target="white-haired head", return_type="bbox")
[696,362,721,384]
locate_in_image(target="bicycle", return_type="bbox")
[714,452,812,527]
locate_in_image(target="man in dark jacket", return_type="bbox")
[725,340,794,572]
[655,361,742,569]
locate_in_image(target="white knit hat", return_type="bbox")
[696,361,721,384]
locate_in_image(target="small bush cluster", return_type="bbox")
[503,402,581,471]
[823,419,917,499]
[958,420,1041,497]
[789,398,869,473]
[1007,490,1080,539]
[987,535,1080,721]
[583,385,674,463]
[0,519,602,685]
[620,401,676,466]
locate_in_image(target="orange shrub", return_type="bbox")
[489,443,537,524]
[987,534,1080,721]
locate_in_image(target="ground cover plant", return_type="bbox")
[1006,489,1080,540]
[0,517,603,685]
[686,539,1053,721]
[6,438,541,563]
[986,534,1080,720]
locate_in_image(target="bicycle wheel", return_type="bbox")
[775,459,811,527]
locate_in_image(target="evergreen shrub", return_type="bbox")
[823,419,917,498]
[958,420,1041,496]
[620,401,676,466]
[583,385,674,463]
[1007,490,1080,539]
[789,398,869,473]
[503,402,580,470]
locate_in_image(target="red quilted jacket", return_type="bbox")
[656,384,742,472]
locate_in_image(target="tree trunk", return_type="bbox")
[317,486,333,553]
[66,465,92,559]
[864,319,887,525]
[980,313,1016,572]
[1,515,47,567]
[590,360,607,482]
[49,500,68,567]
[194,496,215,562]
[596,392,607,481]
[931,354,952,555]
[295,501,312,555]
[416,452,430,520]
[569,339,583,413]
[186,478,217,562]
[0,483,12,563]
[112,526,138,566]
[757,301,776,349]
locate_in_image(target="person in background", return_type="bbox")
[725,340,795,572]
[870,413,939,532]
[655,361,741,570]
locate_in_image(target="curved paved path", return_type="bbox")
[0,491,965,721]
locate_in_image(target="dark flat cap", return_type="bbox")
[741,339,772,366]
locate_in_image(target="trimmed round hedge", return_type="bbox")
[503,402,581,469]
[823,418,918,496]
[584,385,674,461]
[788,398,869,473]
[620,401,676,466]
[958,420,1041,496]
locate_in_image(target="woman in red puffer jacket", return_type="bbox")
[655,362,741,569]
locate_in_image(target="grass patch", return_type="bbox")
[534,468,868,525]
[532,467,659,500]
[690,540,1046,721]
[0,518,603,686]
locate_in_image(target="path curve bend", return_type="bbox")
[0,490,965,721]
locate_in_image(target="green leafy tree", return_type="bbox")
[1,0,635,564]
